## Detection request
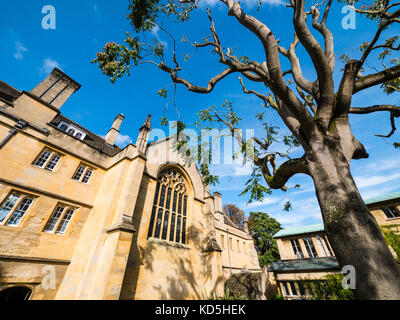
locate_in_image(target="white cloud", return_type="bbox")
[151,25,160,37]
[93,4,102,20]
[13,41,28,60]
[99,133,133,148]
[39,58,61,75]
[244,196,281,209]
[354,172,400,189]
[114,134,133,147]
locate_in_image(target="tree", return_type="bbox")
[92,0,400,299]
[223,204,245,230]
[247,212,282,267]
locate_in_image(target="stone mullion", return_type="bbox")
[150,182,163,238]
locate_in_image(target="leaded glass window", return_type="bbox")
[33,149,61,172]
[43,206,64,232]
[72,164,94,184]
[0,193,33,227]
[56,209,74,234]
[303,237,318,258]
[45,154,61,171]
[0,194,20,223]
[291,239,304,259]
[148,168,188,244]
[43,205,75,235]
[34,150,52,168]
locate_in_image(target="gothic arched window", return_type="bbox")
[147,168,188,244]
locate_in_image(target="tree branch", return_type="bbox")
[222,0,316,136]
[238,77,278,110]
[354,65,400,93]
[256,156,310,191]
[310,0,335,71]
[349,104,400,139]
[293,0,334,129]
[159,62,236,93]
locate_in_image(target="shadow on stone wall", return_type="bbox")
[149,224,224,300]
[225,266,278,300]
[119,176,224,299]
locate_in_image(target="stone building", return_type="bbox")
[270,191,400,299]
[270,224,340,299]
[0,68,260,300]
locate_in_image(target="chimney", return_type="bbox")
[243,220,249,234]
[105,114,125,145]
[213,191,225,222]
[136,114,151,154]
[213,192,223,214]
[31,67,81,109]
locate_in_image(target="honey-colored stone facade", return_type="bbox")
[272,200,400,299]
[0,68,261,300]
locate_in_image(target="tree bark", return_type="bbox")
[306,140,400,300]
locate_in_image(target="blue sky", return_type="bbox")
[1,0,399,229]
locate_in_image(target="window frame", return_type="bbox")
[33,148,62,172]
[317,235,334,257]
[220,234,225,249]
[72,164,95,184]
[147,168,189,245]
[43,204,76,235]
[0,191,35,228]
[302,237,318,258]
[57,121,86,140]
[290,239,304,259]
[382,206,400,219]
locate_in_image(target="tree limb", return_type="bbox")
[256,156,310,191]
[353,65,400,93]
[349,104,400,139]
[293,0,334,129]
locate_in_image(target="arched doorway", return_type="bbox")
[0,286,32,300]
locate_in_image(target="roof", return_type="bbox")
[364,190,400,206]
[49,114,122,157]
[268,257,339,272]
[0,80,21,103]
[273,223,324,238]
[224,215,240,229]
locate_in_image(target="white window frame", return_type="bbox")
[303,237,318,258]
[291,239,304,259]
[43,204,76,235]
[57,121,86,141]
[0,192,34,227]
[317,235,334,257]
[33,149,62,172]
[72,164,94,184]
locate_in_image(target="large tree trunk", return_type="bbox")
[306,140,400,300]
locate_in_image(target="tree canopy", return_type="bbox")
[248,211,282,266]
[223,204,246,230]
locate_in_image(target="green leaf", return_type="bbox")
[157,88,168,98]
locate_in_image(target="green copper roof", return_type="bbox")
[273,223,324,238]
[269,257,339,272]
[272,191,400,239]
[364,190,400,205]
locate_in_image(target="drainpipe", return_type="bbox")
[226,228,232,277]
[0,129,17,150]
[0,120,27,150]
